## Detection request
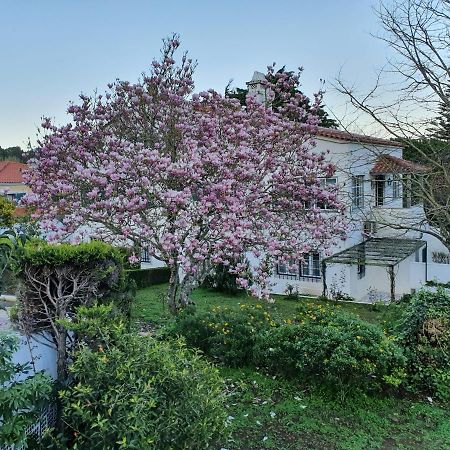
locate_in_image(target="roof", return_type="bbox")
[316,127,404,148]
[247,71,266,85]
[0,161,27,183]
[324,238,426,267]
[370,154,429,175]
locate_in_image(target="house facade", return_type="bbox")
[259,127,448,302]
[0,161,31,218]
[247,72,450,302]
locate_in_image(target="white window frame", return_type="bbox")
[300,252,321,278]
[392,175,401,199]
[351,175,364,208]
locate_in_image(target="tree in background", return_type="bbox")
[336,0,450,250]
[428,84,450,141]
[0,196,16,228]
[0,146,34,163]
[24,36,347,312]
[226,66,339,128]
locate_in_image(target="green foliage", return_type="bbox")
[0,146,31,162]
[217,367,450,450]
[254,303,406,394]
[0,196,16,228]
[225,66,338,128]
[50,304,226,450]
[0,228,28,295]
[126,266,170,289]
[14,240,132,383]
[14,240,130,324]
[396,289,450,399]
[202,260,250,295]
[0,333,53,448]
[172,304,276,366]
[15,240,123,269]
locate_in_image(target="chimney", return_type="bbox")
[246,71,273,106]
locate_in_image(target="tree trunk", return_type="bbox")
[56,327,68,384]
[167,267,180,314]
[179,274,195,308]
[54,326,68,433]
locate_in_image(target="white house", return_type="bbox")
[140,73,450,302]
[244,72,450,301]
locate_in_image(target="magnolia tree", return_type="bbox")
[25,36,346,311]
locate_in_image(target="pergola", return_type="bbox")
[322,238,427,301]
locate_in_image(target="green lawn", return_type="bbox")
[215,367,450,450]
[132,283,402,328]
[132,285,449,450]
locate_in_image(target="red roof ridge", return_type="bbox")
[315,127,404,148]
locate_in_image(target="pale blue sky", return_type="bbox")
[0,0,391,148]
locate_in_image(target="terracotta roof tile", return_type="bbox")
[370,154,429,175]
[316,127,404,148]
[0,161,28,183]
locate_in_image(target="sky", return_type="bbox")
[0,0,393,149]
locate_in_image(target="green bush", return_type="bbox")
[172,304,276,366]
[52,304,226,450]
[202,260,251,295]
[396,288,450,400]
[126,266,170,288]
[254,304,406,393]
[13,240,133,383]
[0,333,53,448]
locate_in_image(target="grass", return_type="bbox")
[216,367,450,450]
[132,283,402,328]
[132,284,449,450]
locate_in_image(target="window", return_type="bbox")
[422,247,427,263]
[317,178,337,210]
[363,221,377,235]
[300,253,321,278]
[277,260,298,276]
[357,263,366,279]
[392,175,401,199]
[5,192,25,203]
[374,175,385,206]
[351,175,364,208]
[141,249,152,263]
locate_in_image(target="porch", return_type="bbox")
[322,238,427,301]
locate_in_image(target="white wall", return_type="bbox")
[10,332,57,381]
[427,262,450,284]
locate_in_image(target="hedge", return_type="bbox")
[126,267,170,288]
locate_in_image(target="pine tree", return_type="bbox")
[225,67,338,129]
[428,85,450,141]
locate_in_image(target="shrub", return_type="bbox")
[254,304,406,394]
[172,304,276,366]
[51,304,226,450]
[202,260,251,295]
[396,289,450,400]
[0,333,53,448]
[0,195,16,228]
[13,240,131,383]
[126,266,170,288]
